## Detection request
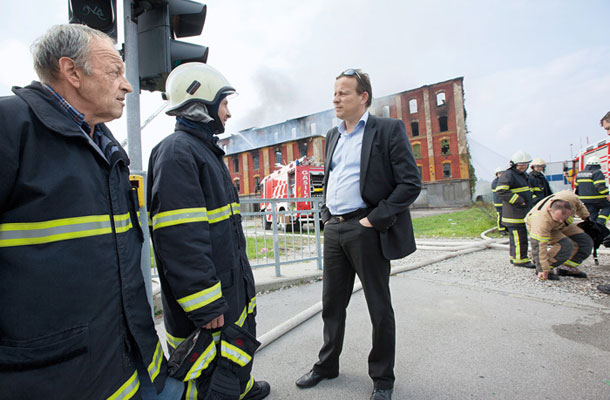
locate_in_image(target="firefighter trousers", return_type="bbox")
[584,200,610,226]
[507,224,531,264]
[530,228,593,271]
[495,206,506,232]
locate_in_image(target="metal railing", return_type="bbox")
[240,197,323,276]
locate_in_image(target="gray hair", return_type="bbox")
[31,24,112,84]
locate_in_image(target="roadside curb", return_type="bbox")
[255,270,323,293]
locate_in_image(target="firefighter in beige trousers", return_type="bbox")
[525,190,593,281]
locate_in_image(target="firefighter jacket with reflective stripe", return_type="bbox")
[496,167,533,226]
[491,176,502,207]
[525,190,590,271]
[147,120,257,352]
[528,170,553,205]
[0,82,167,399]
[575,165,609,202]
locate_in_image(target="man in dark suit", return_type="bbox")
[295,69,421,400]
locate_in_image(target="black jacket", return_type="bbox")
[0,82,167,399]
[528,170,553,205]
[321,115,421,260]
[496,167,533,226]
[575,165,609,203]
[491,176,502,207]
[147,120,257,351]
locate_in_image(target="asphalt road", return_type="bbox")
[251,250,610,400]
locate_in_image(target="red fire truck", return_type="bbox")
[260,157,324,231]
[568,138,610,188]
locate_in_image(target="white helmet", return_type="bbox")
[494,166,505,174]
[586,156,601,166]
[510,150,532,165]
[163,63,235,114]
[531,158,546,167]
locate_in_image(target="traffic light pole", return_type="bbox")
[124,0,154,316]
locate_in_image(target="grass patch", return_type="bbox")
[245,233,319,260]
[413,203,500,238]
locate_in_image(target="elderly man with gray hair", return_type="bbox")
[0,24,182,399]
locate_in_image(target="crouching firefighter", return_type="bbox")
[525,191,593,280]
[496,150,535,268]
[147,62,270,400]
[575,156,610,225]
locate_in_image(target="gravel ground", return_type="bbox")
[391,238,610,310]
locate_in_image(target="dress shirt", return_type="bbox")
[326,111,369,215]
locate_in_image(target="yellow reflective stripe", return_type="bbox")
[493,203,502,207]
[152,207,208,231]
[496,185,510,190]
[147,341,163,383]
[600,189,609,194]
[513,258,531,264]
[207,204,232,224]
[236,306,248,327]
[509,194,519,204]
[531,187,542,192]
[566,216,574,224]
[107,371,140,400]
[511,186,530,193]
[577,179,593,183]
[248,296,257,314]
[166,331,185,350]
[578,195,607,199]
[593,180,607,185]
[185,380,198,400]
[599,214,610,221]
[232,202,241,215]
[530,233,550,242]
[184,340,217,381]
[240,376,255,399]
[212,331,221,344]
[177,282,222,312]
[513,230,521,261]
[0,213,132,247]
[564,260,580,267]
[503,217,525,224]
[221,340,252,367]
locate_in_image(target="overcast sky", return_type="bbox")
[2,0,609,180]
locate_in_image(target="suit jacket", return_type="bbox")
[321,114,422,260]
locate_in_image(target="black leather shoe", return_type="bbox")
[515,261,536,269]
[556,268,588,278]
[597,284,610,294]
[243,380,270,400]
[295,369,338,388]
[371,388,393,400]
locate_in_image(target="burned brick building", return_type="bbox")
[219,76,473,208]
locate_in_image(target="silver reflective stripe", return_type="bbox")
[221,341,252,366]
[0,219,110,241]
[106,370,140,400]
[177,282,222,312]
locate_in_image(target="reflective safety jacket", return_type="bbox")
[0,82,167,399]
[575,165,609,203]
[528,170,553,205]
[496,167,533,226]
[147,120,257,398]
[525,190,589,271]
[491,176,502,207]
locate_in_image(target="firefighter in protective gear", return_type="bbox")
[496,150,535,268]
[0,24,170,399]
[491,166,507,234]
[148,63,270,400]
[526,191,593,281]
[528,158,552,205]
[575,156,610,225]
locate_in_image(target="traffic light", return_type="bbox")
[69,0,118,41]
[138,0,208,92]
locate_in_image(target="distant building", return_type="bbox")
[219,76,473,208]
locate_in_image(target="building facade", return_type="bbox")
[220,77,473,208]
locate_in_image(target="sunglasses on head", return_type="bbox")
[342,69,366,89]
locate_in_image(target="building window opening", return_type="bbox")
[436,92,446,106]
[443,163,452,178]
[234,178,241,192]
[412,143,421,159]
[441,139,450,155]
[254,176,261,193]
[439,116,448,132]
[417,165,423,177]
[299,142,308,158]
[275,148,282,165]
[411,121,419,137]
[409,99,417,114]
[233,156,239,173]
[252,151,260,170]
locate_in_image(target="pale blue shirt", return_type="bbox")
[326,111,369,215]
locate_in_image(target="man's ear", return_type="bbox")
[57,57,83,88]
[361,91,369,106]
